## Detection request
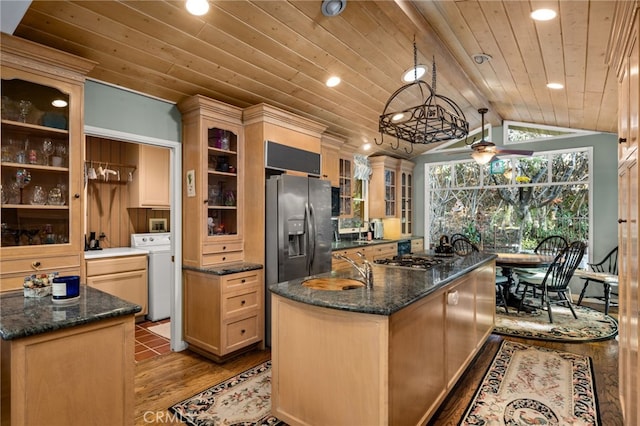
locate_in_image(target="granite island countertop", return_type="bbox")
[269,251,496,316]
[0,286,142,340]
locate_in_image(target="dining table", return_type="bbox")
[493,252,556,313]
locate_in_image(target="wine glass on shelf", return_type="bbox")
[42,139,54,166]
[15,168,31,204]
[18,100,32,123]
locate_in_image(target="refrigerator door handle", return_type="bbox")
[306,202,316,272]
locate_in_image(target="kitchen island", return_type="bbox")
[0,286,141,426]
[269,251,496,426]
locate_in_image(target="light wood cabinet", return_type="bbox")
[369,157,415,227]
[320,134,343,187]
[271,262,495,425]
[411,238,424,253]
[331,242,397,270]
[0,34,94,291]
[399,159,414,236]
[126,144,170,208]
[609,3,640,424]
[85,255,148,318]
[178,95,244,268]
[0,315,135,426]
[183,268,263,361]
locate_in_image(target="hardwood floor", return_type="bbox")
[135,302,621,425]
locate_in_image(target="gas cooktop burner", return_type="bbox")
[374,255,445,270]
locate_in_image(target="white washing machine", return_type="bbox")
[131,232,172,321]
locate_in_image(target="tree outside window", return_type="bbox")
[426,149,590,252]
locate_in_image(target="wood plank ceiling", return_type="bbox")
[10,0,619,159]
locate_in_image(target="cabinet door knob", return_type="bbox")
[222,256,226,261]
[222,246,226,250]
[241,279,246,283]
[619,137,627,144]
[240,329,246,334]
[204,199,208,204]
[618,219,628,223]
[241,300,246,305]
[31,261,41,269]
[74,193,80,199]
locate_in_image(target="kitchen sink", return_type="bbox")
[302,278,365,291]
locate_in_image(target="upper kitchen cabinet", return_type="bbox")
[178,95,244,268]
[320,133,343,187]
[369,156,399,219]
[126,144,170,208]
[0,34,95,291]
[398,160,415,236]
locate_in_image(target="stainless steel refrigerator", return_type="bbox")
[265,174,333,346]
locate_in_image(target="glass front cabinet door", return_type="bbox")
[179,95,244,268]
[1,34,94,291]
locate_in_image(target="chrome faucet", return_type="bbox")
[333,252,374,289]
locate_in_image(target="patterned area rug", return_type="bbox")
[494,304,618,342]
[169,361,285,426]
[460,340,600,425]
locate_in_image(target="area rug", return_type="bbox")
[460,340,600,425]
[147,322,171,340]
[169,361,285,426]
[494,304,617,342]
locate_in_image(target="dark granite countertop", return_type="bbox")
[331,236,422,251]
[269,251,496,316]
[183,262,264,276]
[0,286,142,340]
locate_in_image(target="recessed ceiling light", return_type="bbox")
[402,65,426,83]
[186,0,209,16]
[546,82,564,89]
[51,99,68,108]
[471,53,492,65]
[392,113,406,122]
[321,0,346,17]
[531,9,557,21]
[326,76,341,87]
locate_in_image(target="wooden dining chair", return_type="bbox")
[514,235,569,296]
[517,241,587,323]
[451,235,478,256]
[576,246,618,315]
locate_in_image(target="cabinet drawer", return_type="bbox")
[2,254,82,275]
[202,251,244,265]
[225,315,259,350]
[222,271,261,293]
[411,239,424,252]
[203,241,243,254]
[85,255,147,277]
[1,267,81,292]
[223,289,259,318]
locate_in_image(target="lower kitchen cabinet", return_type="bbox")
[183,268,264,361]
[85,255,148,318]
[1,315,135,426]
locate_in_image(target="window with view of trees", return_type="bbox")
[425,148,591,252]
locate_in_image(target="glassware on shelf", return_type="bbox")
[15,168,31,204]
[18,100,32,123]
[30,185,47,205]
[52,143,66,167]
[0,185,6,205]
[47,186,64,205]
[42,139,54,166]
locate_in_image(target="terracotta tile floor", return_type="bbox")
[135,319,171,362]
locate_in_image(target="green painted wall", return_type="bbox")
[410,128,619,262]
[84,80,182,142]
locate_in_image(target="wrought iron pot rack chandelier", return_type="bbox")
[376,39,469,154]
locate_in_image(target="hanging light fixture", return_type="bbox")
[376,38,469,154]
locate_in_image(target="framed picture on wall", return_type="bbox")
[149,218,167,233]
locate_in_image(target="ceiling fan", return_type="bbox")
[467,108,533,164]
